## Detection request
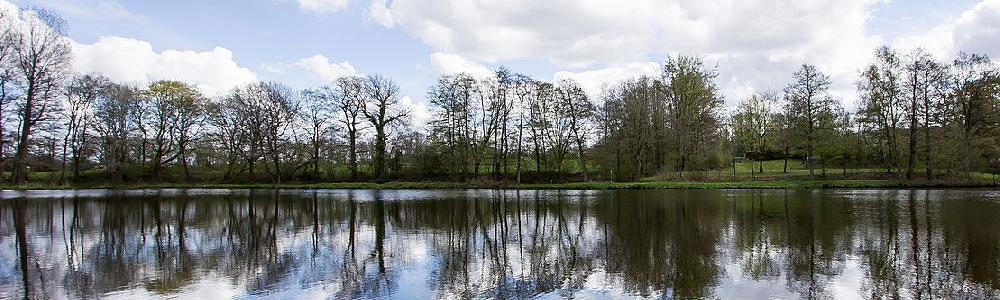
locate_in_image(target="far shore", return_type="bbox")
[1,179,997,191]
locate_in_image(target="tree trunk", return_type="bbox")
[373,128,387,182]
[349,131,358,181]
[575,139,588,181]
[783,146,789,173]
[12,101,33,185]
[963,128,972,177]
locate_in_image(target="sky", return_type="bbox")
[3,0,1000,126]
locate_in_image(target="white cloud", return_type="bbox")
[428,52,494,78]
[367,0,394,27]
[399,95,429,130]
[374,0,888,111]
[378,0,884,64]
[287,0,352,14]
[553,62,661,100]
[260,55,358,86]
[296,55,358,81]
[71,36,258,96]
[894,0,1000,60]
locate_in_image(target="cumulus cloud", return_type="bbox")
[894,0,1000,60]
[553,62,661,100]
[260,54,358,87]
[295,55,358,81]
[72,36,258,96]
[375,0,884,65]
[428,52,495,78]
[373,0,888,109]
[399,95,429,130]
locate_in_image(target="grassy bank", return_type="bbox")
[1,179,995,190]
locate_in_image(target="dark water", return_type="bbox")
[1,189,998,300]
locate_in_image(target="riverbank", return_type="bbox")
[1,179,996,190]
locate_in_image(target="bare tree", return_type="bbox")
[7,8,72,184]
[427,73,475,179]
[93,82,141,181]
[300,87,336,180]
[557,79,595,181]
[360,74,409,182]
[61,73,109,183]
[332,76,366,181]
[0,10,18,176]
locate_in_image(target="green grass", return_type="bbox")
[3,160,996,190]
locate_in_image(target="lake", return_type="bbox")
[1,189,998,299]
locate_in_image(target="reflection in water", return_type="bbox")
[0,189,998,299]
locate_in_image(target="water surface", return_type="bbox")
[1,189,998,299]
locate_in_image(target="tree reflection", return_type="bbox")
[0,189,998,299]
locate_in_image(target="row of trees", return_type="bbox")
[2,8,999,184]
[730,47,1000,181]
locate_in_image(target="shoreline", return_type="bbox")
[1,179,996,190]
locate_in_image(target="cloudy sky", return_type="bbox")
[3,0,999,124]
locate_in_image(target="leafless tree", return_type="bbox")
[60,73,109,182]
[332,76,367,181]
[93,82,142,181]
[557,79,595,181]
[360,74,409,182]
[7,8,72,184]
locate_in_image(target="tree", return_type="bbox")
[510,73,535,183]
[93,82,141,181]
[7,8,73,184]
[143,80,208,181]
[856,46,903,175]
[948,52,999,176]
[901,48,948,179]
[256,82,298,183]
[215,82,298,183]
[733,90,777,174]
[61,73,110,182]
[332,76,366,181]
[662,55,724,177]
[300,87,335,180]
[557,79,595,181]
[0,10,17,176]
[596,76,665,180]
[783,64,835,179]
[427,73,476,179]
[360,74,409,182]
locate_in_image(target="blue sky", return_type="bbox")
[3,0,999,125]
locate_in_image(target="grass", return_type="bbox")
[2,160,996,190]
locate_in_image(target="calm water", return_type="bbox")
[1,189,998,299]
